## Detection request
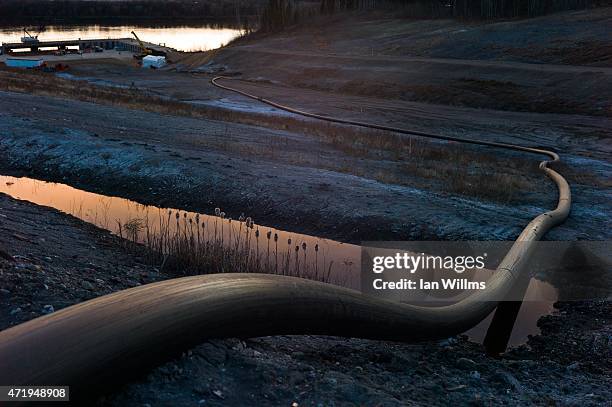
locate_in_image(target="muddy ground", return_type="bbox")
[1,194,610,406]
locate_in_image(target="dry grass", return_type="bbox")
[311,127,540,203]
[116,209,344,284]
[0,67,541,203]
[0,67,319,133]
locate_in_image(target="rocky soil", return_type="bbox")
[0,193,164,330]
[1,194,610,406]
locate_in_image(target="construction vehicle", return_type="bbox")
[131,31,166,60]
[21,28,40,44]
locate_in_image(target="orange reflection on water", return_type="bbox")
[0,175,360,287]
[0,25,243,52]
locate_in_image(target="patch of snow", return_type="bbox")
[188,98,298,117]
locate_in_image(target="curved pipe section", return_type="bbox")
[0,77,570,391]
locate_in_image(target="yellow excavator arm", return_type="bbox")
[131,31,152,56]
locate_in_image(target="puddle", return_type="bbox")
[56,73,131,89]
[187,98,297,117]
[0,175,558,348]
[0,175,360,286]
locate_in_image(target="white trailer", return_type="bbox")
[142,55,166,69]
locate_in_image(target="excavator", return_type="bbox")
[130,31,166,60]
[21,28,40,44]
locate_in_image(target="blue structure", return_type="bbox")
[6,58,44,68]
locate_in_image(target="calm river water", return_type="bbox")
[0,24,243,52]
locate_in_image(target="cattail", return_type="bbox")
[274,233,279,274]
[314,243,319,278]
[227,217,233,246]
[196,214,202,250]
[255,229,260,269]
[175,212,180,219]
[266,230,271,271]
[302,242,307,278]
[288,238,292,245]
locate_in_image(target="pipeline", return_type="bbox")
[0,77,570,393]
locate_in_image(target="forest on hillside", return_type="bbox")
[0,0,608,26]
[259,0,608,31]
[0,0,268,25]
[318,0,607,18]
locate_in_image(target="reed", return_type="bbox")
[115,209,341,284]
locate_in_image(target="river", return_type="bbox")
[0,24,243,52]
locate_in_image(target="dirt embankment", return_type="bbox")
[191,8,612,117]
[1,194,610,406]
[1,90,610,242]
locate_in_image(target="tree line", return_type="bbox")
[448,0,605,18]
[0,0,267,25]
[318,0,607,17]
[1,0,607,29]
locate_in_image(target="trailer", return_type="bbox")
[5,58,44,68]
[141,55,166,69]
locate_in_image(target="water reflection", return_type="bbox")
[0,175,557,347]
[0,176,358,286]
[0,25,243,52]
